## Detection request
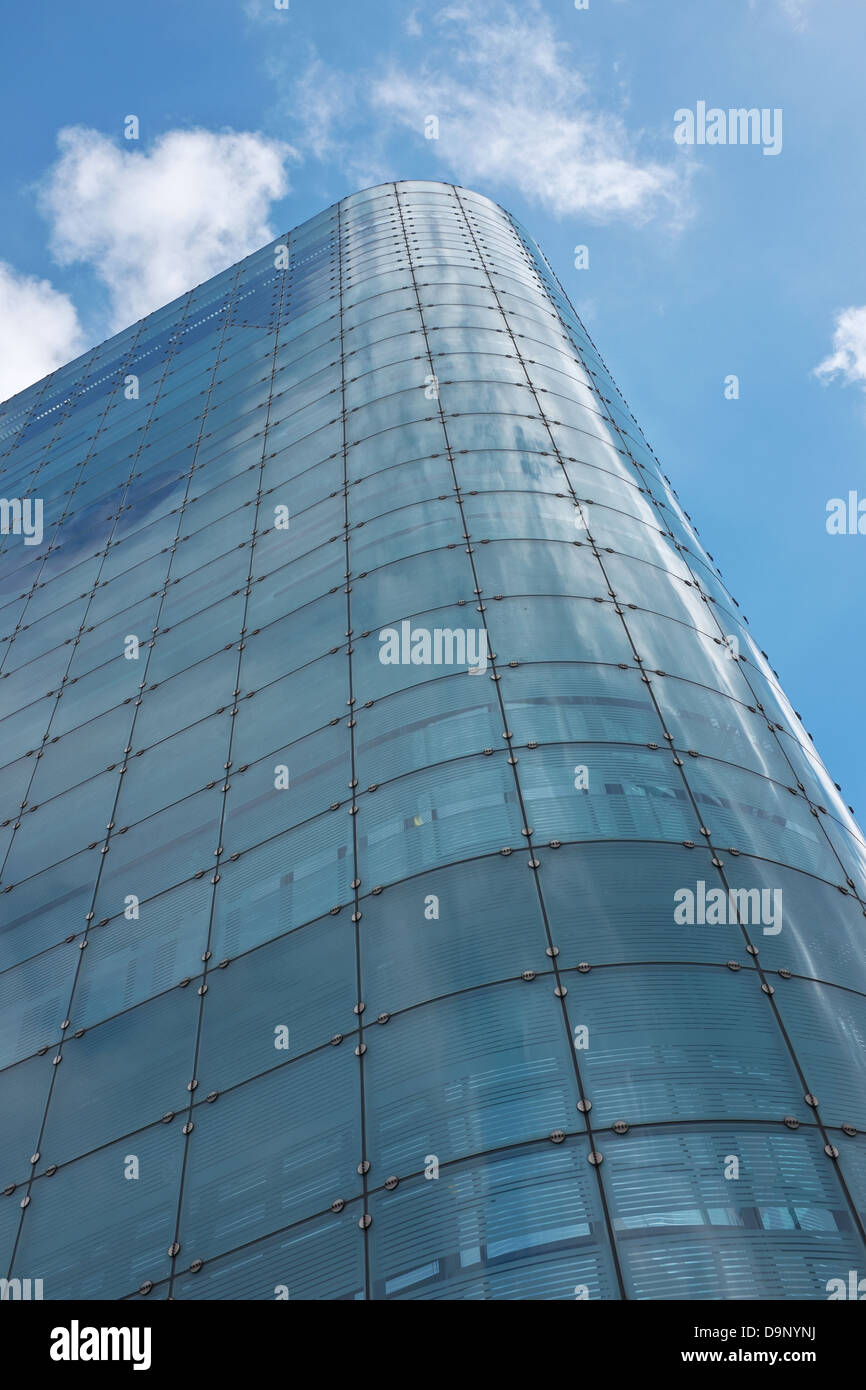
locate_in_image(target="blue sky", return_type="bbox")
[1,0,865,814]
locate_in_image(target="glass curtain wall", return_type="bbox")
[0,181,864,1301]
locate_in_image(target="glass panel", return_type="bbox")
[605,1124,862,1300]
[563,965,807,1126]
[195,913,357,1093]
[369,1141,618,1300]
[172,1208,364,1301]
[366,979,582,1175]
[177,1047,362,1259]
[10,1122,183,1299]
[39,986,200,1167]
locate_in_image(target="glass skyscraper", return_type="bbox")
[1,180,864,1302]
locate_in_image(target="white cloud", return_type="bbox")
[815,306,866,388]
[0,262,85,404]
[368,2,687,223]
[39,126,297,330]
[261,2,684,220]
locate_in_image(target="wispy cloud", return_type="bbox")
[288,57,356,163]
[279,1,688,224]
[815,306,866,389]
[0,262,84,403]
[749,0,812,31]
[271,46,394,190]
[777,0,812,30]
[242,0,291,26]
[39,126,297,331]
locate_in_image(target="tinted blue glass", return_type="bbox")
[605,1124,864,1300]
[369,1141,618,1300]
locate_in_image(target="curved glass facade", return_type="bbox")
[1,180,864,1301]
